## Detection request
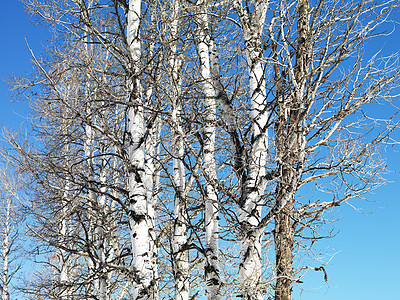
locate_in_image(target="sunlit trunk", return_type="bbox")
[95,143,107,300]
[167,1,189,299]
[59,104,72,300]
[196,2,221,298]
[1,203,10,300]
[235,1,269,298]
[127,1,156,298]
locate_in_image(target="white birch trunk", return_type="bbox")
[171,106,188,300]
[234,1,269,298]
[95,142,107,300]
[79,8,109,296]
[84,116,101,299]
[144,120,158,300]
[238,55,267,299]
[1,203,9,300]
[127,1,156,298]
[168,1,189,299]
[82,79,108,299]
[145,8,159,298]
[59,184,71,300]
[59,105,72,300]
[196,2,221,299]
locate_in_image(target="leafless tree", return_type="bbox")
[6,1,400,300]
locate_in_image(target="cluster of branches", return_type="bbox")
[4,0,400,299]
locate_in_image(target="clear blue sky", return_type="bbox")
[1,2,399,300]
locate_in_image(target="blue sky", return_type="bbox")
[0,2,50,131]
[1,2,400,300]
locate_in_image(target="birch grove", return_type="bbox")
[5,0,400,299]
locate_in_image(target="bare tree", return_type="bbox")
[7,1,400,300]
[264,1,400,299]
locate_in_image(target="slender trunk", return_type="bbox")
[80,7,108,296]
[145,7,159,297]
[59,104,72,300]
[127,1,156,298]
[168,1,189,299]
[95,142,107,300]
[84,117,102,298]
[59,184,71,300]
[274,109,295,300]
[171,106,188,300]
[196,3,221,298]
[235,1,269,298]
[1,204,9,300]
[83,77,107,299]
[144,124,158,300]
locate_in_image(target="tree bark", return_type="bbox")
[232,1,269,298]
[274,196,295,300]
[165,2,189,300]
[196,2,221,298]
[127,0,157,299]
[1,204,10,300]
[59,104,73,300]
[274,1,310,299]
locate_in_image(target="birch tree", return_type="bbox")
[223,1,270,298]
[125,0,159,298]
[195,1,399,299]
[0,163,23,300]
[15,0,161,298]
[166,1,190,299]
[7,27,134,297]
[195,1,221,298]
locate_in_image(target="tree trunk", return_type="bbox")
[1,205,9,300]
[272,58,301,300]
[274,2,309,299]
[59,105,73,300]
[233,1,268,298]
[168,1,189,299]
[95,143,108,300]
[239,54,267,299]
[274,196,295,300]
[196,2,221,298]
[59,187,71,300]
[127,1,156,299]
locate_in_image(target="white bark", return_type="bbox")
[127,1,156,299]
[0,204,9,300]
[82,74,108,299]
[145,8,159,299]
[196,2,221,299]
[171,106,188,300]
[79,6,109,297]
[233,1,269,298]
[13,1,400,298]
[168,1,189,299]
[59,104,73,300]
[59,183,71,300]
[96,144,107,300]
